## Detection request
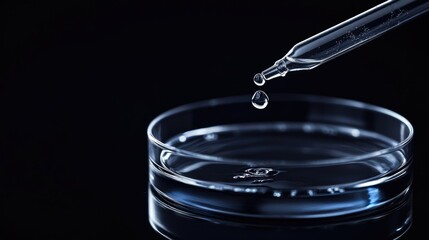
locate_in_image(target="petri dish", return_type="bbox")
[147,94,413,240]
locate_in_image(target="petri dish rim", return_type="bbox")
[147,94,413,167]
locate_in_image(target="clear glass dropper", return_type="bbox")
[256,0,429,84]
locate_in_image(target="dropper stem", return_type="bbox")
[258,0,429,82]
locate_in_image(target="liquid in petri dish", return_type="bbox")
[157,122,410,219]
[251,90,269,109]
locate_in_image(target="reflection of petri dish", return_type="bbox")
[147,94,414,240]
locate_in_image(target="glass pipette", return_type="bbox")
[255,0,429,85]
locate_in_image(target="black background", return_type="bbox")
[1,1,428,239]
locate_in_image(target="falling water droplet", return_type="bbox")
[251,90,269,109]
[253,73,265,86]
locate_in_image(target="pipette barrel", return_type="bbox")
[260,0,429,81]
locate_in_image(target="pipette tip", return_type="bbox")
[261,60,288,81]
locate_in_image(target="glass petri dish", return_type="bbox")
[147,94,413,240]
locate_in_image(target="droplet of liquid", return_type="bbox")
[252,179,273,184]
[327,187,345,194]
[178,135,187,142]
[233,167,278,180]
[251,90,269,109]
[273,191,282,197]
[253,73,265,86]
[246,168,278,177]
[204,133,218,141]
